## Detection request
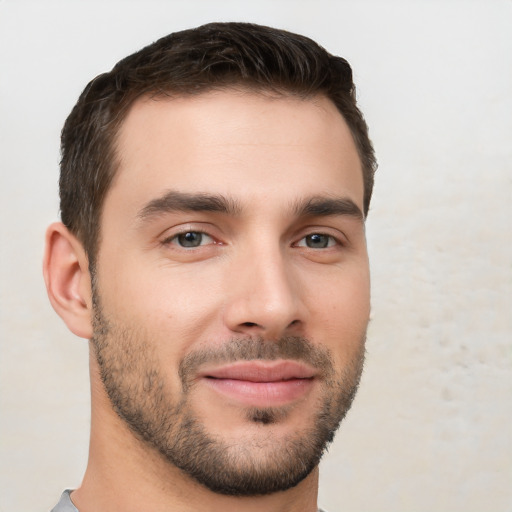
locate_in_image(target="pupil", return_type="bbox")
[179,232,202,247]
[307,234,328,248]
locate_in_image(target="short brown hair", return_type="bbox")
[60,22,376,266]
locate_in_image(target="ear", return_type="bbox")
[43,222,94,339]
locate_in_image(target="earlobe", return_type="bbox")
[43,222,94,339]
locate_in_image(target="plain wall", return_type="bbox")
[0,1,511,511]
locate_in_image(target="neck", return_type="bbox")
[72,349,319,512]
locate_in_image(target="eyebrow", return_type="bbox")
[293,196,364,221]
[137,190,363,223]
[138,191,242,220]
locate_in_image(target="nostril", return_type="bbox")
[241,322,259,328]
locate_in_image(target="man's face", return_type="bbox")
[92,90,370,495]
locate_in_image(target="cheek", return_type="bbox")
[97,258,227,347]
[306,266,370,359]
[94,264,227,394]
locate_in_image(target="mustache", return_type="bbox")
[178,336,335,389]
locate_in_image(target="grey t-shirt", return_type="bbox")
[51,491,78,512]
[51,489,328,511]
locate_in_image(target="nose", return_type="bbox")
[223,245,305,339]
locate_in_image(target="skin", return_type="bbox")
[44,90,370,512]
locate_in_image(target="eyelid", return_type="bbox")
[294,234,340,248]
[293,226,348,247]
[159,223,221,247]
[162,231,215,247]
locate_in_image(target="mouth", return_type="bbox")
[198,360,317,407]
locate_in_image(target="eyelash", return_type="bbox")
[162,230,216,248]
[161,230,343,250]
[294,233,341,249]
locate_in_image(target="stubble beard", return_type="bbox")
[91,291,366,496]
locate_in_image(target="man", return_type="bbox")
[44,22,376,512]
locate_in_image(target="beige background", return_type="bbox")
[1,1,511,511]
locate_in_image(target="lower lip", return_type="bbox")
[203,377,314,407]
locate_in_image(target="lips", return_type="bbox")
[199,360,317,407]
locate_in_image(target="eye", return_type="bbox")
[296,233,338,249]
[165,231,214,248]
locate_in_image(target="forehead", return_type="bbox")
[107,90,364,216]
